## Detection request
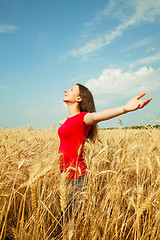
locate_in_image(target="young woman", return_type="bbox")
[58,83,152,219]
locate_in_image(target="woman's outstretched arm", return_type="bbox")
[84,92,152,125]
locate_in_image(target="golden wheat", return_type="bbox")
[0,127,160,239]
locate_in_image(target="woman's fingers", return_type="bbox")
[139,97,152,108]
[136,92,146,100]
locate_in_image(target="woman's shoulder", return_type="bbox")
[59,118,67,126]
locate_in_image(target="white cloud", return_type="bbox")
[0,24,19,33]
[122,38,152,52]
[136,53,160,65]
[68,0,160,57]
[0,85,9,89]
[70,74,89,83]
[85,66,160,103]
[132,0,160,22]
[68,37,104,56]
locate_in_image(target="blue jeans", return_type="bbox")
[66,174,88,221]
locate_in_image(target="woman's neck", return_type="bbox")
[67,103,81,117]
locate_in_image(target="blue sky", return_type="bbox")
[0,0,160,129]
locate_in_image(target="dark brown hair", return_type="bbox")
[77,83,97,141]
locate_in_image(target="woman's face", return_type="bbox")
[63,85,81,103]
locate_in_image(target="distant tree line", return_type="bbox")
[101,125,160,130]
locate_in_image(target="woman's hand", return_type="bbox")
[123,92,152,113]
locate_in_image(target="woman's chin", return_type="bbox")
[63,97,68,102]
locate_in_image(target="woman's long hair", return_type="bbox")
[77,83,97,141]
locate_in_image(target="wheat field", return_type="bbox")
[0,127,160,240]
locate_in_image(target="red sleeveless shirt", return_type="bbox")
[58,112,91,179]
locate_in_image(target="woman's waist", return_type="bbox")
[59,153,85,163]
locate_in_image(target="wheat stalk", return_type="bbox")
[0,128,160,239]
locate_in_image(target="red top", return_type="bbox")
[58,112,91,179]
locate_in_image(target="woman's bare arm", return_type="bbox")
[84,92,152,125]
